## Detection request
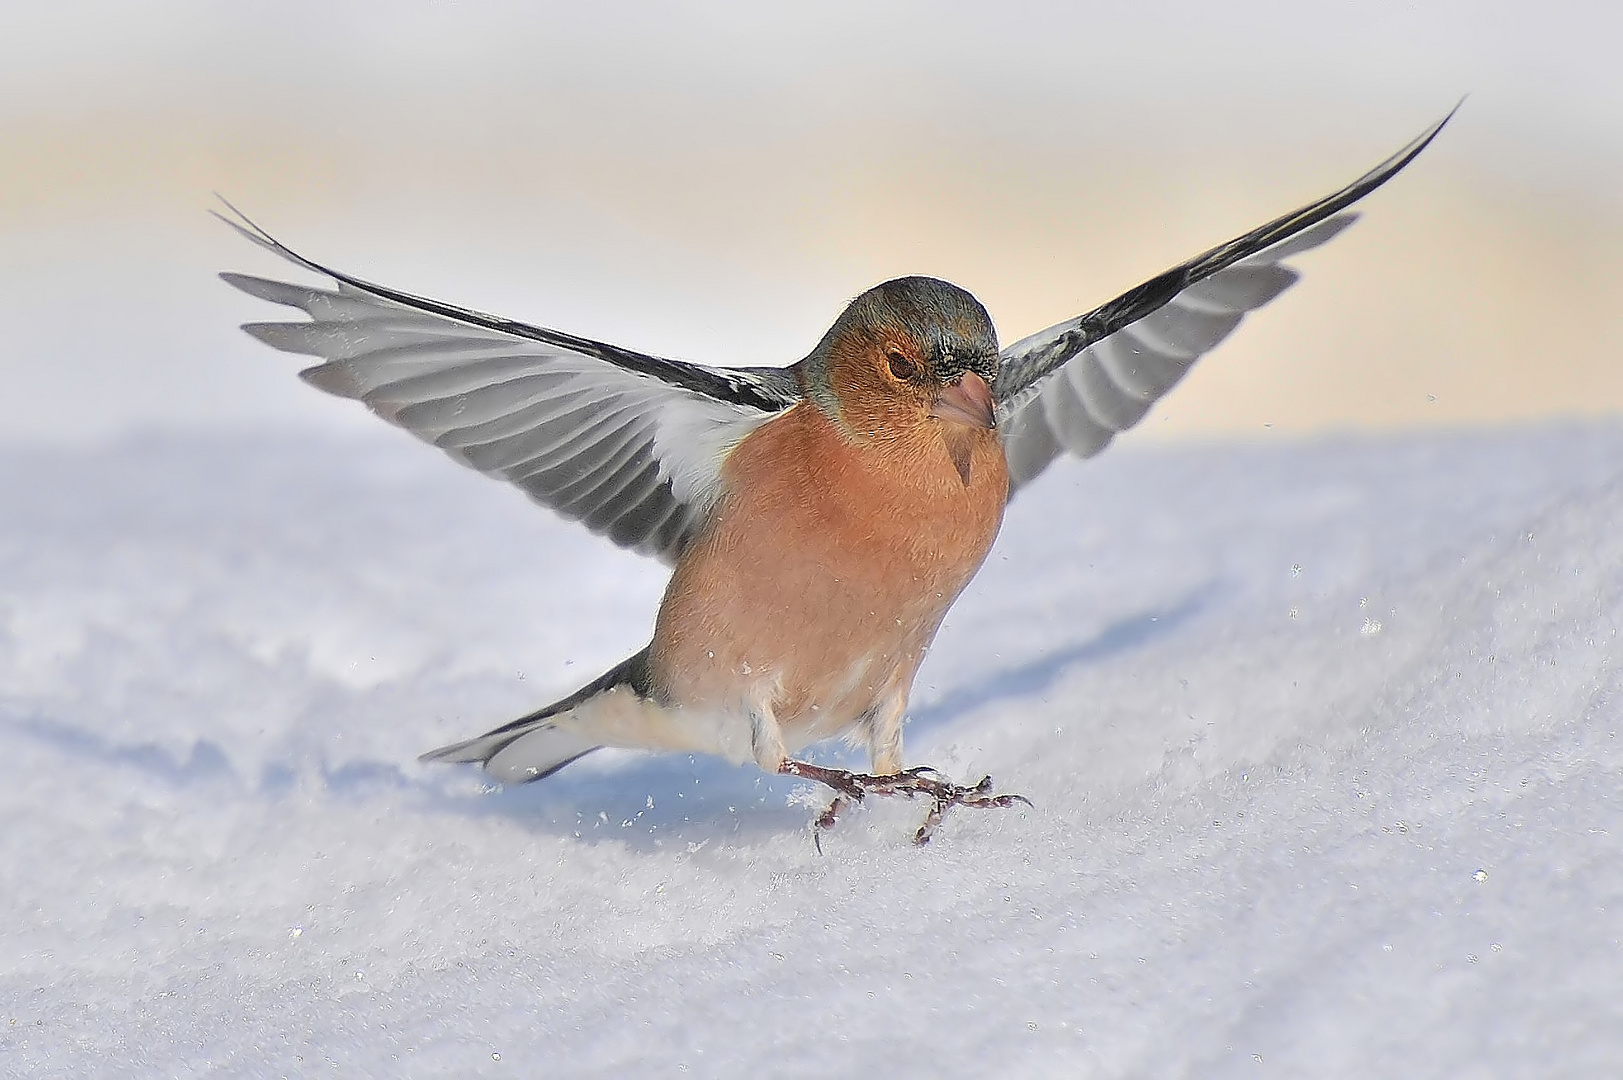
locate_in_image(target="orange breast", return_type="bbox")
[648,403,1008,739]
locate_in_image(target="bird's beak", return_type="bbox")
[931,370,996,430]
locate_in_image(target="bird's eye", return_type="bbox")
[885,348,918,381]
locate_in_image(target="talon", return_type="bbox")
[914,799,948,845]
[781,758,1027,845]
[813,794,849,853]
[815,794,847,832]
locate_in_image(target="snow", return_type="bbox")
[3,422,1622,1077]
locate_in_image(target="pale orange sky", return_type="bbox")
[2,1,1620,445]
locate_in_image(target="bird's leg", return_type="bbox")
[779,760,1030,846]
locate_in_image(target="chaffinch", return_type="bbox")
[223,109,1452,843]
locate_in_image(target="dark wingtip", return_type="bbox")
[1400,97,1465,165]
[211,192,259,233]
[210,194,276,249]
[210,196,341,285]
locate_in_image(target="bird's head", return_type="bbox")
[801,276,1000,444]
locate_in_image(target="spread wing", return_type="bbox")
[218,205,800,563]
[995,106,1456,490]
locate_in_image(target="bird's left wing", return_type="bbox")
[994,107,1456,491]
[219,207,800,563]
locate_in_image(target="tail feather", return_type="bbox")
[422,723,600,783]
[419,647,652,783]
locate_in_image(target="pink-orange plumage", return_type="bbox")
[653,379,1007,773]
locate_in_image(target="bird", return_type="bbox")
[221,108,1453,844]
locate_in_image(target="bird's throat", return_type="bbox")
[943,425,976,486]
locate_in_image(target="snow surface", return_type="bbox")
[3,423,1622,1077]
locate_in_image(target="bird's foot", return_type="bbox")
[780,760,1030,847]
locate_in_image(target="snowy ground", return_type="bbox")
[3,422,1622,1077]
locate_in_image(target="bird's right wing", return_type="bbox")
[220,206,801,563]
[995,107,1456,490]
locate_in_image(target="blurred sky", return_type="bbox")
[2,0,1621,445]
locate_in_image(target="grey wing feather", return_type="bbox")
[219,207,801,562]
[996,105,1457,491]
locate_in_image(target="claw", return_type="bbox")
[815,795,849,830]
[913,780,1031,844]
[812,793,851,853]
[914,798,949,845]
[781,759,1029,846]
